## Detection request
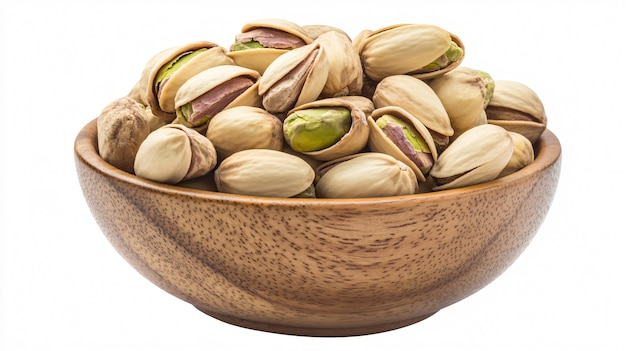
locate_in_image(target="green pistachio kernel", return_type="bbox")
[283,107,352,152]
[154,48,208,91]
[232,41,265,51]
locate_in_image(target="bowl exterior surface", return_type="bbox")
[75,119,561,336]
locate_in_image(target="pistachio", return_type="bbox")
[284,96,372,161]
[375,115,434,174]
[134,124,217,184]
[174,65,262,131]
[215,149,315,198]
[372,74,453,152]
[316,31,363,97]
[206,106,283,160]
[428,67,494,139]
[258,42,329,113]
[315,153,418,198]
[283,107,351,152]
[499,131,535,177]
[228,18,312,75]
[430,124,514,191]
[127,41,231,123]
[97,96,151,173]
[367,106,438,182]
[486,80,547,143]
[357,24,464,81]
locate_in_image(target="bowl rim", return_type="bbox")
[75,118,561,207]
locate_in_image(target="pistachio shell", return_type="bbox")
[430,124,514,191]
[134,124,217,184]
[499,131,535,177]
[315,152,418,198]
[486,80,547,143]
[97,96,151,174]
[372,74,453,140]
[428,67,493,139]
[367,106,438,182]
[258,42,329,113]
[206,106,283,160]
[315,31,363,97]
[215,149,315,198]
[358,24,463,82]
[285,96,373,161]
[127,41,224,123]
[228,18,312,75]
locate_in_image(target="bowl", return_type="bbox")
[74,118,561,336]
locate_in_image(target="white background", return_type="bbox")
[1,1,624,350]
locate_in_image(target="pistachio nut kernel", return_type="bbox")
[372,74,453,151]
[174,65,261,129]
[207,106,283,159]
[134,124,217,184]
[375,114,434,176]
[499,131,535,178]
[428,67,494,139]
[283,107,352,152]
[315,153,418,198]
[486,80,547,143]
[430,124,514,191]
[215,149,315,198]
[367,106,438,182]
[97,96,151,174]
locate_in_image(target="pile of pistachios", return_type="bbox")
[96,19,547,198]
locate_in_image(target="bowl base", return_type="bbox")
[195,307,437,337]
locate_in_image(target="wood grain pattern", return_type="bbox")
[74,118,561,336]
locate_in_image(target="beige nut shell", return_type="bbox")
[315,152,418,198]
[215,149,315,198]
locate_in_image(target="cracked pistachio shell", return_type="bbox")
[258,42,329,113]
[357,24,464,82]
[227,18,312,75]
[206,106,283,160]
[215,149,315,198]
[285,96,373,161]
[127,41,229,123]
[316,31,363,97]
[97,96,151,174]
[430,124,514,191]
[373,74,453,149]
[428,67,494,139]
[315,152,418,198]
[486,80,547,143]
[367,106,438,182]
[134,124,217,184]
[173,65,262,130]
[499,131,535,178]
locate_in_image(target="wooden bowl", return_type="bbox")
[74,118,561,336]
